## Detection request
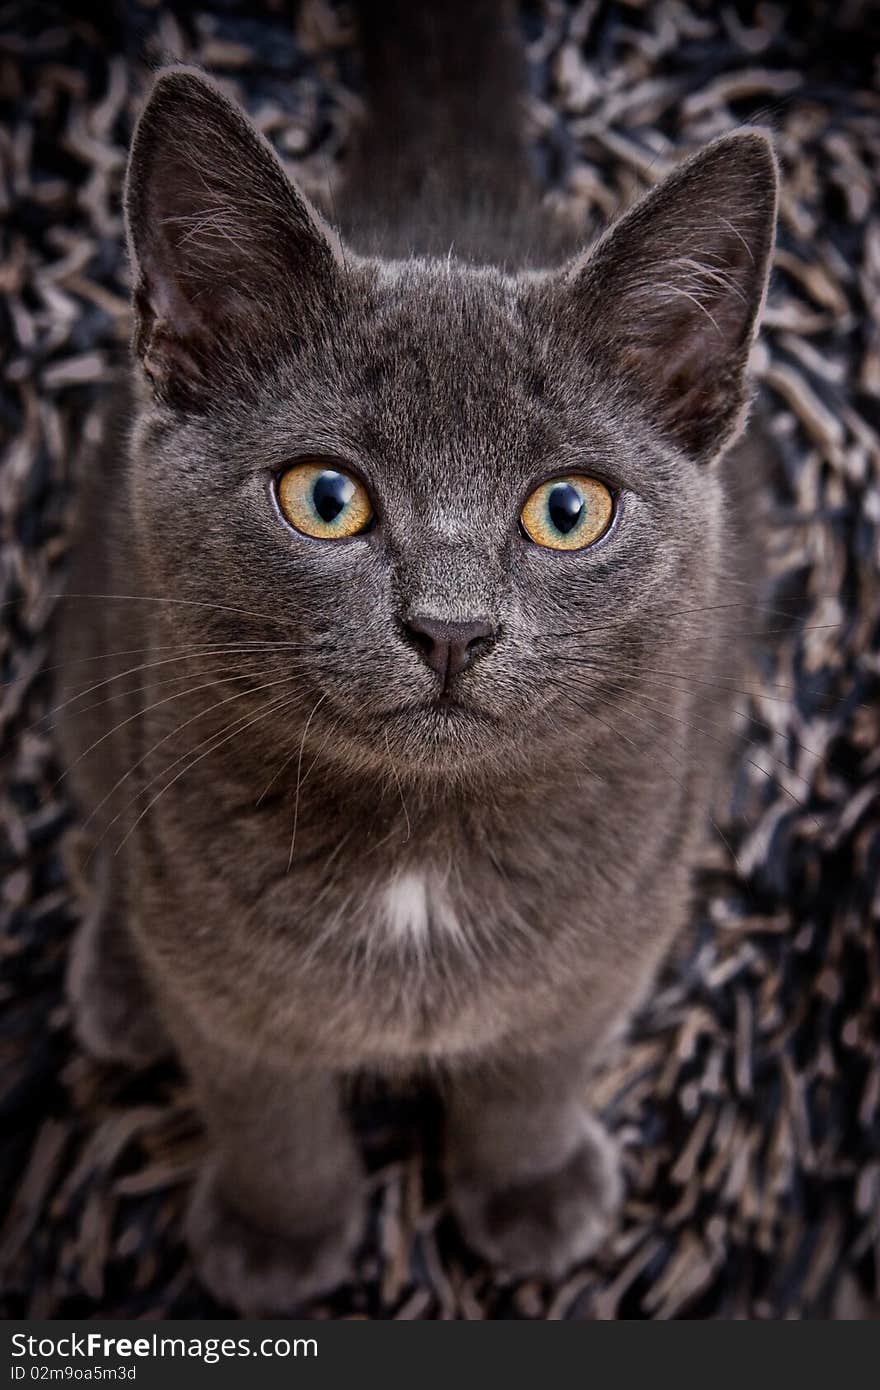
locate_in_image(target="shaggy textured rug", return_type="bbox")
[1,0,879,1319]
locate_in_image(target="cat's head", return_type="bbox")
[124,69,776,787]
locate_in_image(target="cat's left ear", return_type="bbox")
[125,67,344,407]
[559,132,777,462]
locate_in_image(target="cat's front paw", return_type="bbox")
[450,1113,622,1279]
[186,1165,362,1314]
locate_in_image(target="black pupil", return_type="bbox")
[547,483,584,535]
[312,471,353,524]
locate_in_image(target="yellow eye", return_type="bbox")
[277,462,373,540]
[520,474,614,551]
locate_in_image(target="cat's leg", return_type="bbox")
[444,1054,622,1278]
[66,858,168,1067]
[179,1034,365,1313]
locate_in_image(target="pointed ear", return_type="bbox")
[124,67,343,407]
[561,132,777,461]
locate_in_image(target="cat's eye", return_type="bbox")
[277,462,373,540]
[520,475,614,551]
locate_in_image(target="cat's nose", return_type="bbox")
[403,615,497,686]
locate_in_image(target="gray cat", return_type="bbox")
[58,0,777,1311]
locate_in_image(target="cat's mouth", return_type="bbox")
[380,698,500,768]
[386,696,494,723]
[371,688,503,741]
[316,687,504,772]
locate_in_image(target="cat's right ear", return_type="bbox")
[125,67,343,407]
[555,133,777,464]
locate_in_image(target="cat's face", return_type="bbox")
[125,70,776,784]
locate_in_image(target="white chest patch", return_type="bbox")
[384,869,460,945]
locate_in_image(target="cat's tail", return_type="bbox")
[341,0,534,256]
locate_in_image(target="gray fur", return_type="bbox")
[58,0,777,1310]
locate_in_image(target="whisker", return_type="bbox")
[301,715,342,790]
[255,746,300,808]
[30,642,303,734]
[550,657,877,731]
[83,668,300,843]
[288,693,328,871]
[305,828,357,915]
[552,669,824,832]
[106,680,307,839]
[625,659,875,721]
[254,698,329,808]
[114,685,306,857]
[543,601,847,642]
[546,675,747,875]
[253,711,340,814]
[600,689,766,893]
[54,662,299,790]
[553,655,850,760]
[2,637,309,689]
[617,676,821,827]
[3,590,290,625]
[46,654,291,732]
[384,726,412,843]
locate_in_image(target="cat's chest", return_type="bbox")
[378,866,463,946]
[290,846,504,954]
